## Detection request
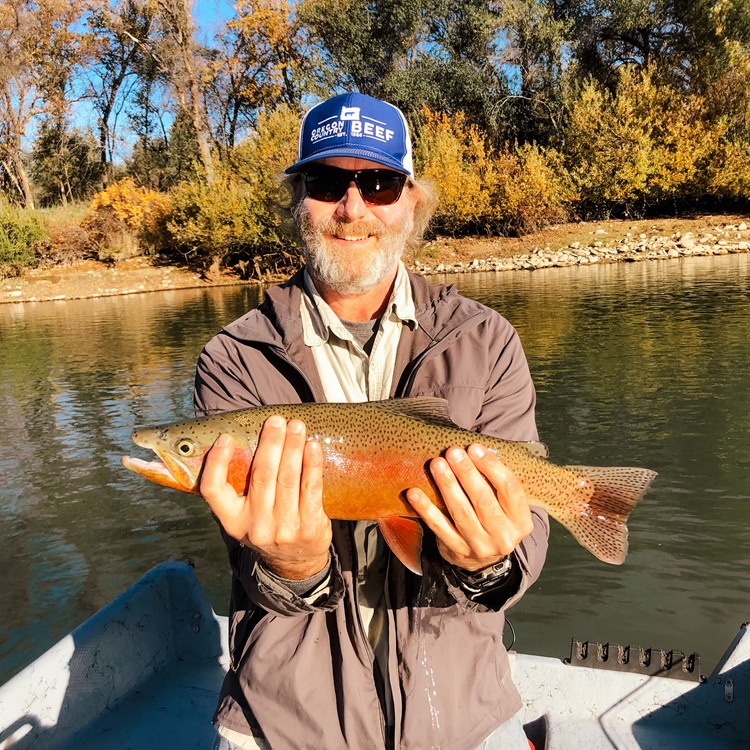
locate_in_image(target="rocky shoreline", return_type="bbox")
[413,221,750,274]
[2,218,749,305]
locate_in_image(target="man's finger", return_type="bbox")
[467,446,531,513]
[199,434,248,537]
[299,437,325,523]
[406,485,472,559]
[443,446,504,531]
[200,433,234,494]
[248,415,288,518]
[466,445,534,538]
[273,419,307,525]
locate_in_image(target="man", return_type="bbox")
[195,92,549,750]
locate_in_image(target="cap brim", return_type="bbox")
[285,146,412,176]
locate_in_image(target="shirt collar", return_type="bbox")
[300,262,418,348]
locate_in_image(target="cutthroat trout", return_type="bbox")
[121,397,656,573]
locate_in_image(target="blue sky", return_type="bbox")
[193,0,235,42]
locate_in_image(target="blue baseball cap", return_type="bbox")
[286,93,414,177]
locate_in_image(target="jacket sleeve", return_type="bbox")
[194,335,264,417]
[196,332,344,615]
[474,314,539,442]
[222,526,345,616]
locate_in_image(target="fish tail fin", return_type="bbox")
[378,517,423,575]
[558,466,657,565]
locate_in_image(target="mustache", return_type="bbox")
[316,218,384,240]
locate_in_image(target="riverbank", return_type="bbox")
[2,213,748,304]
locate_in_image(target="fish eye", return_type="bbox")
[176,438,195,456]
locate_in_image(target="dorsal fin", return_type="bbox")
[373,397,457,428]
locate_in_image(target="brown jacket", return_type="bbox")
[194,269,549,750]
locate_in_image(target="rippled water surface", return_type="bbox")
[1,254,748,684]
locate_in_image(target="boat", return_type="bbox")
[0,562,747,749]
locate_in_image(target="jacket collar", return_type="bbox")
[223,266,486,348]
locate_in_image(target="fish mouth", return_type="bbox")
[122,430,203,493]
[121,452,201,493]
[120,454,191,492]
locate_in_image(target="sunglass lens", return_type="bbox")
[304,171,349,202]
[303,167,406,205]
[357,172,405,205]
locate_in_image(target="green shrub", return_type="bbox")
[0,203,47,275]
[162,105,300,273]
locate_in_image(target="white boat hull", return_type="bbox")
[1,562,747,749]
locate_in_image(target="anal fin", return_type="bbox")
[378,517,423,575]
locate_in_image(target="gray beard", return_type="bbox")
[293,201,413,296]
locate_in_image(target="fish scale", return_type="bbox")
[122,397,657,570]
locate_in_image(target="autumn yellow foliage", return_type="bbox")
[414,107,571,234]
[493,144,574,233]
[565,66,724,213]
[708,137,750,199]
[414,108,499,233]
[82,178,172,259]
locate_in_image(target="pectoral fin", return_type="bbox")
[378,517,423,575]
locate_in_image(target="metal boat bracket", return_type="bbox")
[567,640,704,682]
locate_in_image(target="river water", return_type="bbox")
[1,254,748,685]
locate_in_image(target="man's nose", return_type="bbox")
[335,182,368,221]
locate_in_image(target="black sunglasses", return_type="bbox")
[302,165,408,206]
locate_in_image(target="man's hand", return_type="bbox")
[199,416,332,580]
[406,444,533,571]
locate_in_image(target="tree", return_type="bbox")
[152,0,215,182]
[298,0,429,97]
[85,0,158,187]
[405,0,519,144]
[30,120,103,206]
[0,0,92,208]
[126,28,173,187]
[0,0,45,208]
[204,0,330,153]
[561,0,750,93]
[496,0,569,144]
[299,0,544,146]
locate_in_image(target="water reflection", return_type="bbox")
[0,287,263,681]
[1,255,748,684]
[438,255,750,667]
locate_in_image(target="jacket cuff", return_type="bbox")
[255,555,333,603]
[246,547,344,615]
[442,557,524,612]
